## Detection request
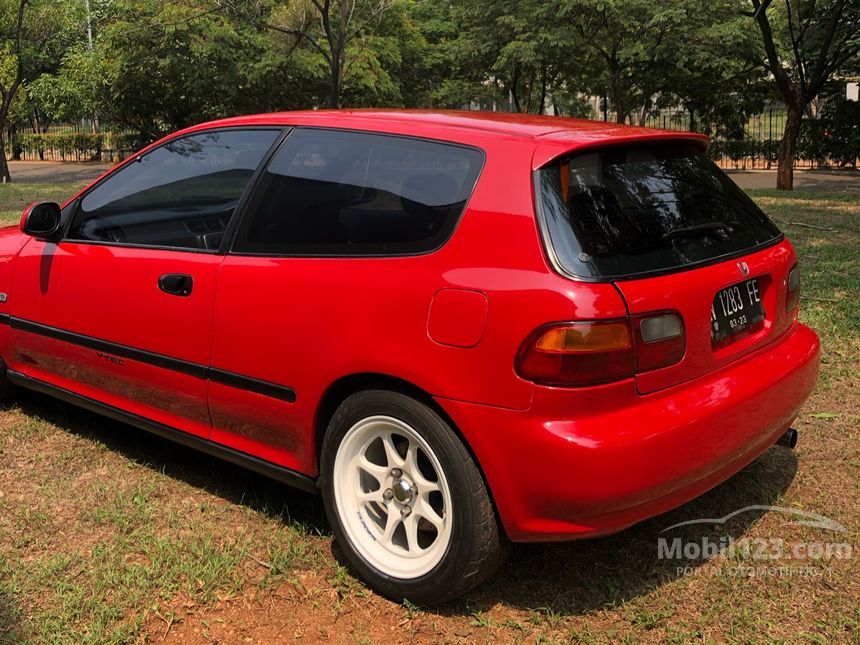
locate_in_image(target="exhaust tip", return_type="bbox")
[777,427,798,449]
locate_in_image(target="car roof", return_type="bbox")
[195,109,691,139]
[179,109,712,169]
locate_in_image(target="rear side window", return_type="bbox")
[537,144,782,279]
[233,128,484,255]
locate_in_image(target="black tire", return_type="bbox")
[319,389,507,604]
[0,358,14,402]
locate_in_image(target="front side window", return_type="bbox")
[69,129,280,250]
[538,144,782,279]
[233,128,484,255]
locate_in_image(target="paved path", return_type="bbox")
[7,161,114,184]
[7,160,860,192]
[726,168,860,192]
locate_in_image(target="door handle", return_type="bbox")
[158,273,193,297]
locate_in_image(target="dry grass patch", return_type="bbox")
[0,186,857,643]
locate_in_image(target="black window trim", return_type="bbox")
[58,125,291,255]
[532,152,785,284]
[227,125,487,259]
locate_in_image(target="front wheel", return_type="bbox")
[319,390,506,604]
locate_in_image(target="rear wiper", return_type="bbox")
[662,222,733,240]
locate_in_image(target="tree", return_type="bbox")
[414,0,499,108]
[665,3,771,138]
[401,0,462,107]
[25,0,114,134]
[444,1,567,113]
[0,0,29,182]
[556,0,691,124]
[748,0,860,189]
[0,0,79,178]
[84,0,299,140]
[259,0,396,108]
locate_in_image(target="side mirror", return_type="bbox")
[20,202,62,241]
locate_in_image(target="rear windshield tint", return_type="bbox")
[537,144,782,279]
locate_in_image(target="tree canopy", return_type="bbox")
[0,0,857,186]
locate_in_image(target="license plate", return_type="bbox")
[711,278,765,345]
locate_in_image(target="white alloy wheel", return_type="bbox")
[332,415,453,579]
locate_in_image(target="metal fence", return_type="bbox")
[6,108,856,169]
[7,121,138,163]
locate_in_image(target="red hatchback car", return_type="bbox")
[2,111,819,603]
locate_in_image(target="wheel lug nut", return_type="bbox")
[401,505,412,518]
[390,468,402,478]
[383,489,393,501]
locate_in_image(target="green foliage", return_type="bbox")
[709,98,860,167]
[434,0,567,111]
[109,132,150,154]
[91,0,279,137]
[816,96,860,167]
[3,0,857,174]
[708,139,779,164]
[15,132,103,160]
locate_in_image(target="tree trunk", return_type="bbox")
[538,65,548,115]
[0,99,11,182]
[776,107,801,190]
[328,56,341,108]
[524,75,533,113]
[0,133,11,184]
[612,83,627,123]
[510,66,522,113]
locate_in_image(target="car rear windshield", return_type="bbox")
[536,144,782,279]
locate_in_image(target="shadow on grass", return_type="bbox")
[460,444,797,615]
[9,388,797,616]
[9,389,328,536]
[0,588,21,644]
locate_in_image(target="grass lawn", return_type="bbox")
[0,183,857,643]
[0,182,87,226]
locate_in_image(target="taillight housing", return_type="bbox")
[515,320,634,386]
[633,312,686,372]
[785,264,800,313]
[515,313,686,387]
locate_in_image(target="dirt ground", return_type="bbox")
[5,160,111,184]
[7,158,860,192]
[0,185,857,644]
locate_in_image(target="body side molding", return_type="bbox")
[8,316,296,403]
[6,370,317,493]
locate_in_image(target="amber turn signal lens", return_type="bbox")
[516,320,636,386]
[516,314,687,386]
[533,322,632,354]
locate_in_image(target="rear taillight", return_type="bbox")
[515,313,686,387]
[786,264,800,313]
[515,320,634,386]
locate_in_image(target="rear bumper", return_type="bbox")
[437,323,820,542]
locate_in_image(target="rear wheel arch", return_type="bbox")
[313,373,500,520]
[316,374,457,458]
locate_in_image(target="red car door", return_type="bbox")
[8,128,282,438]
